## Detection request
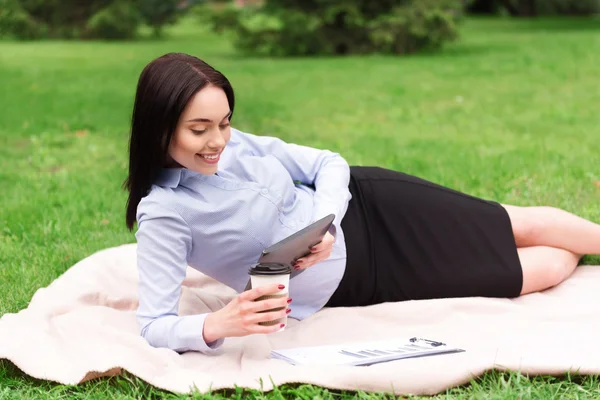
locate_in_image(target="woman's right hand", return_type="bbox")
[202,283,291,343]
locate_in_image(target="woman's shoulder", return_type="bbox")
[224,127,257,158]
[135,187,194,250]
[229,127,289,157]
[228,127,254,151]
[230,127,280,142]
[136,185,185,223]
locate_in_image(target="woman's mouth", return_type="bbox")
[197,152,220,164]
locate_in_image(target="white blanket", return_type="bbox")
[1,244,599,396]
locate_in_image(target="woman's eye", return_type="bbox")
[219,123,230,129]
[191,129,206,135]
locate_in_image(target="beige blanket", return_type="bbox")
[1,244,599,396]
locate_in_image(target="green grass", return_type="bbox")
[2,15,600,399]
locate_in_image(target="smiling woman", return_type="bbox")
[125,54,236,228]
[123,52,600,355]
[166,87,233,174]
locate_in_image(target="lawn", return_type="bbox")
[1,15,600,399]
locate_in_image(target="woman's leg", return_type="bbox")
[517,246,580,295]
[501,203,600,293]
[502,204,600,255]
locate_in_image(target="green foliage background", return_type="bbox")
[200,0,465,56]
[0,0,183,40]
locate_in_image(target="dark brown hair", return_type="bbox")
[123,53,235,230]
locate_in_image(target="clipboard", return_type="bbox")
[270,337,465,366]
[244,214,335,290]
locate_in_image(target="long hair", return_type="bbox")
[123,53,235,231]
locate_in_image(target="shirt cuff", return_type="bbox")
[173,314,225,354]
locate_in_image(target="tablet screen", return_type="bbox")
[259,214,335,267]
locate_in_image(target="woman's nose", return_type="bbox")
[207,129,226,149]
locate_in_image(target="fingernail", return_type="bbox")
[286,309,291,314]
[278,284,285,290]
[280,324,285,328]
[287,298,292,303]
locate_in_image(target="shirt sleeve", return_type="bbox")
[135,199,224,354]
[235,129,352,233]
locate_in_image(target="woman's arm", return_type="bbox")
[235,128,352,232]
[136,200,223,353]
[137,199,293,352]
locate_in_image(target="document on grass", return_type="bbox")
[270,337,465,366]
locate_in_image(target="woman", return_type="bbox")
[125,53,600,354]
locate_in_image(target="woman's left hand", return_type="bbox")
[294,231,335,270]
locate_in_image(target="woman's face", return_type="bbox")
[167,85,231,175]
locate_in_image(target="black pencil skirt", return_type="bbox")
[325,166,523,308]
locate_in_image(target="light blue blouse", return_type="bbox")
[135,128,352,354]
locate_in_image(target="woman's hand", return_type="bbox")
[294,231,335,270]
[202,283,291,343]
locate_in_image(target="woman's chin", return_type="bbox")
[193,164,218,176]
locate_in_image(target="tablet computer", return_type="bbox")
[259,213,335,267]
[244,214,335,290]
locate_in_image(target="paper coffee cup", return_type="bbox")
[248,262,292,331]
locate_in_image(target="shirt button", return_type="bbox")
[261,188,269,195]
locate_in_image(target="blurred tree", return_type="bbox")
[466,0,503,13]
[86,1,141,39]
[199,0,465,56]
[466,0,600,16]
[535,0,600,15]
[0,0,44,39]
[136,0,183,37]
[19,0,110,38]
[0,0,194,40]
[501,0,537,16]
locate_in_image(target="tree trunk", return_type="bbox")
[517,0,537,16]
[467,0,500,14]
[499,0,519,16]
[499,0,537,17]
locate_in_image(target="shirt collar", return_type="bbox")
[155,168,214,188]
[155,168,185,188]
